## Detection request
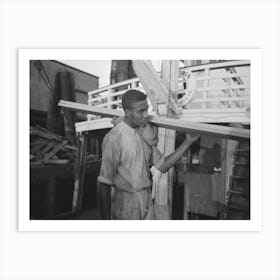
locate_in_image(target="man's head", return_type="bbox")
[122,89,149,128]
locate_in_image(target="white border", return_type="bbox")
[19,49,262,232]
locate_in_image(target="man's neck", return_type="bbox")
[123,116,137,129]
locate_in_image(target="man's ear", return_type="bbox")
[124,108,130,116]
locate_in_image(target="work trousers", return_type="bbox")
[112,188,155,220]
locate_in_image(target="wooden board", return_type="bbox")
[58,100,250,140]
[75,118,113,133]
[60,100,123,118]
[132,60,167,110]
[43,140,68,162]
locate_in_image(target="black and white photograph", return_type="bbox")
[18,48,262,232]
[1,1,279,280]
[28,58,251,222]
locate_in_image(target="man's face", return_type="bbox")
[125,99,149,128]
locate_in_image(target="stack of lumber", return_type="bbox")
[30,126,98,167]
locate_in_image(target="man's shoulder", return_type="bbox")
[103,122,124,142]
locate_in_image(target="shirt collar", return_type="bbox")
[119,121,138,136]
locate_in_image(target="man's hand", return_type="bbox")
[139,123,159,146]
[185,133,200,145]
[158,132,200,173]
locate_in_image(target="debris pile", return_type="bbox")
[30,126,98,166]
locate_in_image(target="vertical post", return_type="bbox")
[219,139,227,219]
[107,88,113,109]
[94,136,99,157]
[202,68,209,109]
[72,132,88,212]
[154,60,179,219]
[76,133,87,211]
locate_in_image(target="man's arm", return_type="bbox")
[98,134,119,220]
[98,182,111,220]
[158,134,199,173]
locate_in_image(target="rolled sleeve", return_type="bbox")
[151,145,165,170]
[98,135,120,186]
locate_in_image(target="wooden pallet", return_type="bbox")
[30,126,74,166]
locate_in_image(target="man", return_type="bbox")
[98,89,199,220]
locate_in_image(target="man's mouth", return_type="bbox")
[139,121,148,127]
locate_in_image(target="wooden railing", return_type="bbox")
[87,60,250,123]
[88,77,143,107]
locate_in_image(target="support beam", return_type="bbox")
[132,60,166,111]
[154,60,179,219]
[58,100,250,140]
[132,60,180,115]
[72,132,88,212]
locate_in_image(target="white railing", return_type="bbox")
[87,60,250,123]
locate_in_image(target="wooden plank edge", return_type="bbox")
[151,116,249,140]
[59,100,250,140]
[75,118,114,132]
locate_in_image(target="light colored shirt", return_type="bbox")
[98,121,164,193]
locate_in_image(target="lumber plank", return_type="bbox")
[60,100,123,118]
[58,100,250,140]
[179,113,250,124]
[38,141,58,156]
[95,100,122,108]
[190,96,250,104]
[196,72,249,81]
[75,118,113,133]
[181,108,248,114]
[34,126,62,141]
[197,84,250,92]
[31,140,49,155]
[45,159,70,165]
[152,117,249,139]
[43,140,68,163]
